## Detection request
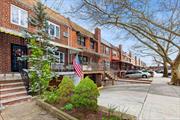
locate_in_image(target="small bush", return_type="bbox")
[72,76,100,111]
[63,103,74,111]
[57,76,75,104]
[42,89,59,104]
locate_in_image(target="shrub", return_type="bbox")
[63,103,74,111]
[72,76,100,111]
[57,76,75,104]
[42,89,59,104]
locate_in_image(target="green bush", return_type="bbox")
[63,103,74,111]
[72,76,100,111]
[57,76,75,104]
[42,89,59,104]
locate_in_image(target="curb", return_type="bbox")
[36,99,78,120]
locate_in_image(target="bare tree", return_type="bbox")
[132,43,171,77]
[71,0,180,85]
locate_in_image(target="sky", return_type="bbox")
[42,0,155,66]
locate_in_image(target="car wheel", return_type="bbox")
[142,75,147,78]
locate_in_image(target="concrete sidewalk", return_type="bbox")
[98,77,180,120]
[0,101,59,120]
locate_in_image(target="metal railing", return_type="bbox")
[82,63,110,72]
[51,63,111,72]
[51,63,74,72]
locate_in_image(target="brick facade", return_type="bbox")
[0,32,26,73]
[0,0,146,74]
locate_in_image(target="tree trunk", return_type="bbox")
[170,53,180,86]
[163,59,168,77]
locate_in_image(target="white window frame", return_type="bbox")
[47,21,60,38]
[105,47,110,54]
[55,51,65,64]
[63,32,69,38]
[112,50,118,57]
[10,4,28,28]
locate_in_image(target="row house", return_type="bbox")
[0,0,146,84]
[106,44,146,77]
[0,0,111,86]
[0,0,147,106]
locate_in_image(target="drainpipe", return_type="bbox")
[67,26,70,65]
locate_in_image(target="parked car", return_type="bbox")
[125,70,151,78]
[168,70,172,76]
[148,71,155,77]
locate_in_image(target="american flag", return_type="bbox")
[73,55,83,78]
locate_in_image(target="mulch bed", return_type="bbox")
[51,103,130,120]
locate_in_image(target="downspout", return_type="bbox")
[67,26,70,65]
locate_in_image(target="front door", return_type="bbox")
[11,44,27,72]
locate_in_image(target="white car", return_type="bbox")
[125,70,151,78]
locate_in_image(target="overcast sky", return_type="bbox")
[42,0,156,66]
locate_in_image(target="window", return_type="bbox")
[77,35,86,46]
[63,32,69,38]
[11,5,28,28]
[105,47,110,54]
[90,40,95,49]
[78,55,88,64]
[55,51,65,64]
[47,21,60,38]
[100,45,103,53]
[112,50,118,56]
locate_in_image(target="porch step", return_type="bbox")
[0,79,30,106]
[0,86,26,95]
[0,82,24,88]
[1,96,31,106]
[0,79,22,84]
[0,91,27,100]
[0,73,21,80]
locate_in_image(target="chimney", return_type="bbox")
[95,28,101,53]
[119,44,122,51]
[129,51,132,57]
[135,56,137,65]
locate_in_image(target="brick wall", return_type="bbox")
[0,32,27,73]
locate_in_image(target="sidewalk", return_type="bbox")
[139,77,180,120]
[98,77,180,120]
[0,101,59,120]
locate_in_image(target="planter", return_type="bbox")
[36,99,78,120]
[36,98,136,120]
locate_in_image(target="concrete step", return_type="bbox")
[0,82,24,88]
[0,79,22,84]
[0,86,26,95]
[0,73,21,80]
[0,91,27,100]
[1,96,31,106]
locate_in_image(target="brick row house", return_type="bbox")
[0,0,146,82]
[0,0,147,105]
